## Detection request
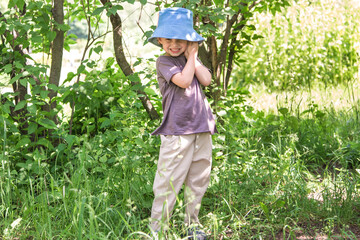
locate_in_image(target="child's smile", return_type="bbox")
[158,38,188,57]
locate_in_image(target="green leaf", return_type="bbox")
[14,61,23,69]
[92,6,106,16]
[100,118,111,129]
[28,122,38,134]
[38,118,57,129]
[28,77,36,86]
[37,138,54,150]
[65,135,77,147]
[10,74,22,84]
[278,108,289,116]
[107,8,117,16]
[252,34,264,40]
[47,31,57,42]
[31,34,43,44]
[16,137,31,149]
[135,138,145,148]
[20,78,27,87]
[93,45,103,54]
[288,116,299,130]
[105,57,115,68]
[99,155,107,163]
[213,0,224,7]
[140,0,147,5]
[128,74,140,82]
[14,100,27,111]
[65,72,76,83]
[274,200,285,209]
[283,0,291,7]
[56,23,70,31]
[67,33,78,40]
[56,143,66,153]
[27,104,37,114]
[3,64,12,73]
[1,102,12,114]
[113,5,124,11]
[259,202,269,216]
[8,0,16,9]
[144,87,156,96]
[201,24,217,33]
[48,84,58,91]
[40,90,49,99]
[86,60,96,68]
[77,64,85,74]
[315,110,325,118]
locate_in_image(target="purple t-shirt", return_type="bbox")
[152,55,217,136]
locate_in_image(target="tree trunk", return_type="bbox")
[0,10,30,129]
[100,0,159,120]
[45,0,64,116]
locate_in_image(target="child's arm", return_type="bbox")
[194,57,212,87]
[188,42,212,86]
[171,42,212,88]
[171,43,196,88]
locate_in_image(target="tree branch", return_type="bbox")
[69,8,112,135]
[100,0,159,120]
[224,0,263,92]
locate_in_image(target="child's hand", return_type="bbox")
[185,42,199,59]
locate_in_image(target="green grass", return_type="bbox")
[1,84,360,239]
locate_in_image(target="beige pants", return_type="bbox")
[150,133,212,231]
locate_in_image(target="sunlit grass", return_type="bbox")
[234,0,360,91]
[246,81,360,115]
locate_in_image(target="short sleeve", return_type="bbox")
[156,56,182,84]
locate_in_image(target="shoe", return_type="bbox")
[151,230,159,240]
[182,226,208,240]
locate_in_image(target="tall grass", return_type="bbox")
[1,126,158,239]
[1,97,360,239]
[234,0,360,91]
[1,95,360,239]
[211,85,360,238]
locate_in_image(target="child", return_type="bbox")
[148,7,217,239]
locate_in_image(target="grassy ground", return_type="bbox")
[3,83,359,239]
[215,85,360,240]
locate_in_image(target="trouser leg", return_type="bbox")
[184,133,212,225]
[150,134,195,231]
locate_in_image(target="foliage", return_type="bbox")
[233,0,360,91]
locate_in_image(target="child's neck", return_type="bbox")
[163,53,184,57]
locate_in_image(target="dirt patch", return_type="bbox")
[275,223,360,240]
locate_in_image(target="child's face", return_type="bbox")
[158,38,188,57]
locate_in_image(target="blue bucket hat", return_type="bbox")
[148,8,204,47]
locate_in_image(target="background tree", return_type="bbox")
[0,0,159,137]
[172,0,291,104]
[43,0,64,117]
[1,0,290,127]
[100,0,159,120]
